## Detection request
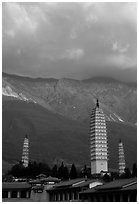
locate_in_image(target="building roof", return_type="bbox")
[122,183,137,191]
[32,185,44,191]
[36,173,47,178]
[96,178,137,191]
[2,182,31,189]
[29,176,61,184]
[72,179,102,188]
[80,178,137,194]
[29,179,42,184]
[80,188,96,194]
[49,178,87,189]
[40,176,61,182]
[47,178,104,192]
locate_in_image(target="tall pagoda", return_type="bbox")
[118,139,126,174]
[90,99,108,174]
[22,134,29,167]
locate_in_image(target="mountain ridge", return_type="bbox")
[2,73,137,173]
[2,72,137,85]
[2,72,137,124]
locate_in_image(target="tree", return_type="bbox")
[82,165,87,177]
[58,162,65,179]
[51,164,58,178]
[132,163,137,177]
[11,163,28,177]
[103,173,111,182]
[81,165,91,178]
[7,161,51,178]
[63,166,69,180]
[38,162,51,175]
[124,167,131,178]
[69,164,77,179]
[111,171,119,180]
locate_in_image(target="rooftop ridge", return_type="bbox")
[72,179,86,187]
[123,181,137,189]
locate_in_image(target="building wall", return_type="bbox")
[30,184,53,201]
[80,190,137,202]
[49,189,80,201]
[2,189,30,199]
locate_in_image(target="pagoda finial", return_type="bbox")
[96,98,99,108]
[25,134,28,139]
[119,138,122,143]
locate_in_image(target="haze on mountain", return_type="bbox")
[2,2,137,82]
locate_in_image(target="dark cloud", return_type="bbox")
[2,2,137,82]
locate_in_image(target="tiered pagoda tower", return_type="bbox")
[22,134,29,167]
[118,139,126,174]
[90,99,108,174]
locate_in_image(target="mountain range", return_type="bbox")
[2,72,137,173]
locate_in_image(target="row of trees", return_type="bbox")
[101,164,137,182]
[52,162,77,180]
[5,161,137,181]
[6,161,90,180]
[120,164,137,178]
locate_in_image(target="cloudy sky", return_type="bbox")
[2,2,137,82]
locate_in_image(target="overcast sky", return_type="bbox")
[2,2,137,82]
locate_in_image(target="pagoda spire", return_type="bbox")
[25,134,28,139]
[96,98,99,108]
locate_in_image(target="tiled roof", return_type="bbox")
[121,183,137,191]
[2,182,31,189]
[29,179,42,184]
[80,188,96,194]
[96,178,137,191]
[29,176,61,184]
[72,179,102,188]
[32,185,44,190]
[36,173,47,178]
[40,176,61,182]
[50,178,86,189]
[80,178,137,194]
